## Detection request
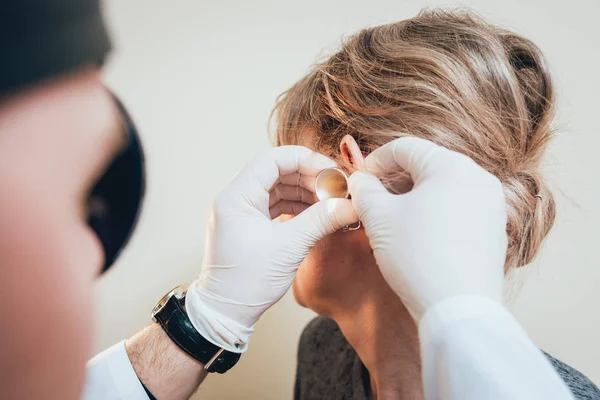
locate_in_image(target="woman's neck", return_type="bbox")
[332,288,424,400]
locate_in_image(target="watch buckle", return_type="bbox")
[204,348,226,371]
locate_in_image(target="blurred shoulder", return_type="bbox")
[296,317,360,400]
[299,316,344,347]
[545,352,600,400]
[298,316,349,364]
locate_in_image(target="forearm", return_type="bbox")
[126,323,208,400]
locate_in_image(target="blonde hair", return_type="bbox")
[271,9,556,271]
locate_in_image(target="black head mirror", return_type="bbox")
[87,93,146,273]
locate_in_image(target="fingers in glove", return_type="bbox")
[222,146,336,219]
[348,171,392,221]
[278,172,317,193]
[270,200,310,219]
[245,146,337,194]
[269,184,318,207]
[282,198,359,242]
[364,137,443,184]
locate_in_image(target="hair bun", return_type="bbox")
[504,171,556,269]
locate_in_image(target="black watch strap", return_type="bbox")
[153,294,241,374]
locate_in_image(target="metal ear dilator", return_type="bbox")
[314,168,361,232]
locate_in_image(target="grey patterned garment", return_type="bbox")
[295,317,600,400]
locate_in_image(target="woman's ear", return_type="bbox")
[340,135,365,172]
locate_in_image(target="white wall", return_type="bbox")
[98,0,600,398]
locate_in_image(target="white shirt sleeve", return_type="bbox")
[419,295,574,400]
[82,341,149,400]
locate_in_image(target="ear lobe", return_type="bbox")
[340,135,365,172]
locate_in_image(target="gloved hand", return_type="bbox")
[348,137,508,321]
[186,146,358,352]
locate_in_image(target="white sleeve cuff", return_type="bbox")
[418,295,574,400]
[82,341,149,400]
[419,295,512,340]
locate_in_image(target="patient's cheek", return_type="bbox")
[292,230,376,316]
[292,269,308,308]
[293,245,327,309]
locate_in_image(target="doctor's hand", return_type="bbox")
[348,137,508,321]
[186,146,358,352]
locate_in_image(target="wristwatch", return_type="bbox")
[151,284,241,373]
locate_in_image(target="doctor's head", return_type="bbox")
[272,10,556,316]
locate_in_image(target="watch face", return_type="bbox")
[151,284,188,317]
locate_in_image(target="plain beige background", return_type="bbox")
[97,0,600,398]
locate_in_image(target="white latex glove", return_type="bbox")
[186,146,358,352]
[348,137,508,320]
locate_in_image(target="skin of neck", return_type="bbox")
[329,272,424,400]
